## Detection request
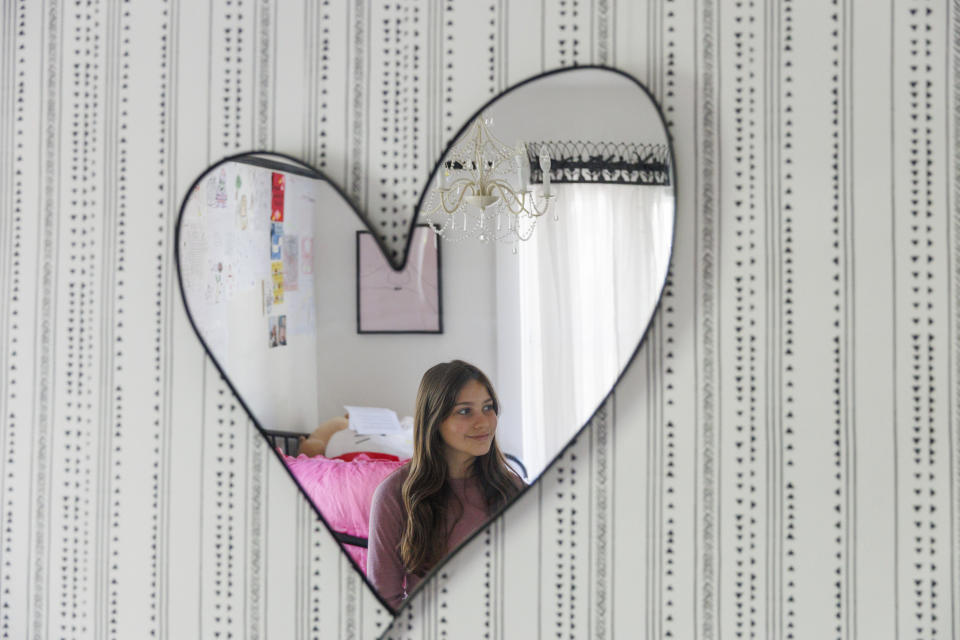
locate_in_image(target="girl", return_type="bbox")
[367,360,523,609]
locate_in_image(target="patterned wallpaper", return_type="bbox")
[0,1,957,639]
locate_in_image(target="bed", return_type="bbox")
[263,427,406,572]
[262,427,528,575]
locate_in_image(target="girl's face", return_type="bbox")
[439,379,498,476]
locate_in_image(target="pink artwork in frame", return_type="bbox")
[356,225,442,333]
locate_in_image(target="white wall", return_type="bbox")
[180,160,321,434]
[480,71,668,151]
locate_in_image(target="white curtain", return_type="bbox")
[518,182,673,474]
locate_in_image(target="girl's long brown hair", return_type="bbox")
[399,360,522,576]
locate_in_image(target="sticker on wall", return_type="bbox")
[270,222,283,260]
[268,314,287,348]
[261,278,273,316]
[271,261,284,304]
[282,235,299,291]
[208,260,226,304]
[207,167,228,208]
[271,172,285,221]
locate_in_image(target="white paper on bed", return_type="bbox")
[344,405,403,434]
[324,427,414,459]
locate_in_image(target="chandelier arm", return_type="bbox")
[526,191,555,217]
[431,182,473,215]
[487,180,529,213]
[488,180,555,218]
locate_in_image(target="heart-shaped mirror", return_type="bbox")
[175,66,675,616]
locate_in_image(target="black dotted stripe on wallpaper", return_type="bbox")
[156,1,178,637]
[554,0,584,68]
[105,6,125,636]
[479,519,506,640]
[695,0,720,635]
[729,1,764,637]
[303,0,332,169]
[60,3,101,639]
[553,455,570,637]
[374,0,424,261]
[660,3,680,638]
[208,2,252,636]
[438,570,449,640]
[220,0,246,150]
[779,2,798,639]
[307,514,325,639]
[102,1,179,637]
[828,1,854,638]
[486,5,502,635]
[483,527,493,636]
[556,433,594,640]
[662,289,679,640]
[424,0,439,176]
[485,2,498,96]
[440,0,455,141]
[904,3,941,638]
[1,0,28,638]
[568,447,580,640]
[210,383,242,637]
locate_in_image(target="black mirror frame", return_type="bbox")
[173,64,677,625]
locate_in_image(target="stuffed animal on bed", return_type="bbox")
[298,413,415,459]
[297,415,349,457]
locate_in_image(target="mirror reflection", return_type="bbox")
[176,67,675,612]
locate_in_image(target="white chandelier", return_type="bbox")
[422,114,556,247]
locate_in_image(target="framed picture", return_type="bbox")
[356,225,442,333]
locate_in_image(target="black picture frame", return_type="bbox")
[356,224,443,334]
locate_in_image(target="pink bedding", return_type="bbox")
[283,452,407,573]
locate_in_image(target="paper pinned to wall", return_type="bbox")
[282,235,299,291]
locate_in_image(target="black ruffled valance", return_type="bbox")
[526,141,671,186]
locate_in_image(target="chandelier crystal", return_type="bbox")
[422,113,556,248]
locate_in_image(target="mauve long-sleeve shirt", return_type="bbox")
[367,465,491,610]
